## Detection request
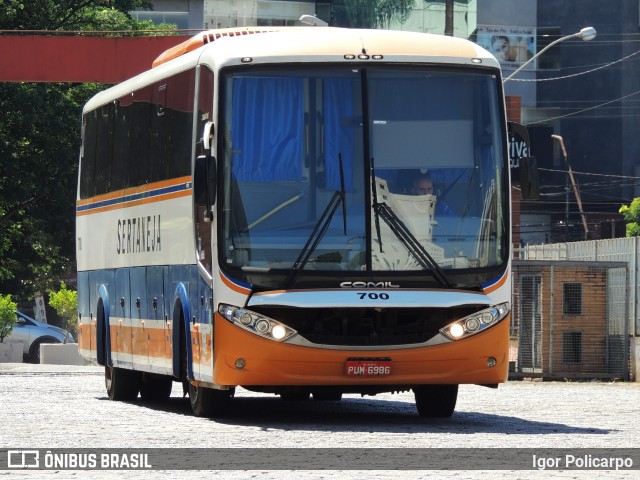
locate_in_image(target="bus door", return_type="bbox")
[130,267,149,370]
[115,268,133,367]
[146,267,167,373]
[198,279,213,373]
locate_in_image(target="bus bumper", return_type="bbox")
[212,312,510,387]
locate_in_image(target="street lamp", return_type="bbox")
[299,15,328,27]
[503,26,597,83]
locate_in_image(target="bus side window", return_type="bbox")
[149,83,171,183]
[168,69,196,179]
[80,110,97,199]
[130,85,153,187]
[95,103,114,195]
[113,99,131,192]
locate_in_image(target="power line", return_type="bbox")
[538,168,640,179]
[535,99,640,104]
[508,47,640,82]
[524,89,640,125]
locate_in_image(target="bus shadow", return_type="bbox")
[112,394,612,436]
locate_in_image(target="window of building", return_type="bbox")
[131,11,189,29]
[536,27,562,70]
[562,331,583,364]
[562,282,583,316]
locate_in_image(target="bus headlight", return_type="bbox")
[440,302,510,341]
[219,304,297,342]
[271,324,287,340]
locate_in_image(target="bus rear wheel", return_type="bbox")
[413,384,458,418]
[188,382,232,418]
[105,366,141,401]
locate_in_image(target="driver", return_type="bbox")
[412,174,454,215]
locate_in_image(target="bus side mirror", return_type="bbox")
[519,156,540,200]
[195,154,217,222]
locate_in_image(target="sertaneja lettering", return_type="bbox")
[117,215,161,255]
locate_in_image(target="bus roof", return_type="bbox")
[153,27,498,69]
[84,27,499,113]
[152,27,287,67]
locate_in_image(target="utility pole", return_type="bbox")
[444,0,454,36]
[552,135,589,240]
[565,174,569,241]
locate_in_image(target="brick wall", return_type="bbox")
[512,260,629,380]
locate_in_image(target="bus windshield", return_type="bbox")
[219,66,507,288]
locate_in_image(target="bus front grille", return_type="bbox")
[250,305,482,347]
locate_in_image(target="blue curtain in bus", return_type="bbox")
[231,77,304,182]
[323,79,354,191]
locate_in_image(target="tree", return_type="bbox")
[332,0,414,28]
[48,283,78,340]
[0,1,176,305]
[619,198,640,237]
[0,1,155,31]
[377,0,414,28]
[0,82,103,302]
[0,294,18,343]
[444,0,454,36]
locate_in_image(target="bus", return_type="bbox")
[77,26,520,418]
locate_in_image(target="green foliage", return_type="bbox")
[619,198,640,237]
[376,0,414,28]
[332,0,415,28]
[0,1,177,304]
[0,294,18,343]
[0,1,155,31]
[75,7,176,36]
[48,283,78,335]
[0,82,103,303]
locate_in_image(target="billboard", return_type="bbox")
[476,25,536,69]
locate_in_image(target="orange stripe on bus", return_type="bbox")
[107,323,174,360]
[220,271,251,294]
[482,269,509,294]
[76,189,191,217]
[76,176,192,207]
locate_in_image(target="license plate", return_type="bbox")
[345,359,392,376]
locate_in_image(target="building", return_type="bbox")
[138,0,640,245]
[477,1,640,246]
[512,259,629,380]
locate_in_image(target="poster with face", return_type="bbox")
[476,25,536,69]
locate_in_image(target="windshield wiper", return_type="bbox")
[284,154,347,288]
[370,156,384,252]
[369,158,452,288]
[373,201,453,288]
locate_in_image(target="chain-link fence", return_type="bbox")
[511,260,629,380]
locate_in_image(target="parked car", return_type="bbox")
[5,311,75,363]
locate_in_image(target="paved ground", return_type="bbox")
[0,363,638,479]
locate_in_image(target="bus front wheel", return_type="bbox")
[105,365,141,401]
[188,382,232,418]
[413,384,458,418]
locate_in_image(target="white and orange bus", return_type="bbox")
[77,26,516,418]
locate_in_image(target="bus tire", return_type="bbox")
[188,382,231,418]
[140,373,173,402]
[105,365,141,401]
[413,384,458,418]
